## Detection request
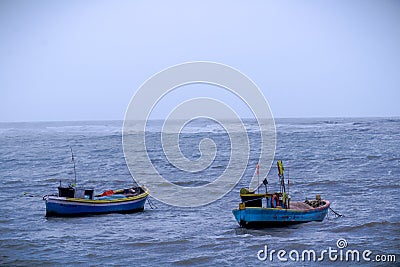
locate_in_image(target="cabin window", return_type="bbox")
[84,189,94,200]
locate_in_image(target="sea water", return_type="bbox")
[0,118,399,266]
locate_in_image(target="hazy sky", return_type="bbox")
[1,0,399,122]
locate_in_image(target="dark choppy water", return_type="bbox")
[0,118,399,266]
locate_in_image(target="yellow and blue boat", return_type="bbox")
[44,185,149,217]
[43,147,149,217]
[232,160,330,228]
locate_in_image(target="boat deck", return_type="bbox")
[289,202,313,210]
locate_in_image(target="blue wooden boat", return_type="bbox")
[232,160,330,228]
[232,192,330,227]
[43,147,149,217]
[44,185,149,217]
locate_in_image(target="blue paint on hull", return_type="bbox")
[232,201,330,228]
[45,196,148,217]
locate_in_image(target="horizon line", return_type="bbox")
[1,115,399,124]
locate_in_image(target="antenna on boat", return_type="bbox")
[287,168,290,196]
[70,145,77,187]
[256,163,260,193]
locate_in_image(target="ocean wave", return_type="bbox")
[352,121,373,126]
[334,221,400,233]
[323,120,339,125]
[195,242,219,250]
[366,155,381,160]
[301,179,342,187]
[127,238,191,248]
[328,157,351,161]
[374,184,400,189]
[211,165,225,169]
[173,255,213,266]
[173,180,211,187]
[384,118,400,123]
[354,127,371,132]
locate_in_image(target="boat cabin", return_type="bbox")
[58,186,94,200]
[239,188,290,209]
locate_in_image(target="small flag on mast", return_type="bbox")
[277,160,284,176]
[71,152,74,162]
[256,163,260,175]
[69,145,77,187]
[70,147,75,162]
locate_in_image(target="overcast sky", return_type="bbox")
[1,0,399,122]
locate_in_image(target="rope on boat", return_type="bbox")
[147,197,157,209]
[329,207,343,218]
[23,192,50,198]
[23,192,39,197]
[24,192,58,200]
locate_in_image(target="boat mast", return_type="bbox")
[256,163,260,193]
[287,168,290,196]
[70,145,77,187]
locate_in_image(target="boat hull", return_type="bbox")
[45,194,148,217]
[232,200,330,228]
